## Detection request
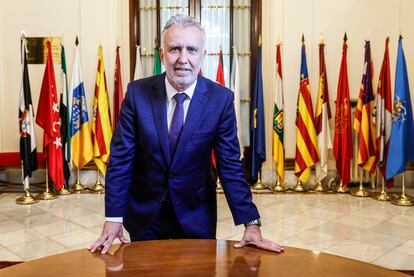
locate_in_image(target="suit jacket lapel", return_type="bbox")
[171,76,208,169]
[151,73,171,166]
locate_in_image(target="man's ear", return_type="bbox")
[159,48,165,63]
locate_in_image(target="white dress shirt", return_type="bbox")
[106,77,197,223]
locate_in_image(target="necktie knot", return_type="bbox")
[174,93,188,105]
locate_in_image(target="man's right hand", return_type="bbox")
[89,221,130,254]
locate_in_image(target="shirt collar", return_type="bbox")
[165,77,197,102]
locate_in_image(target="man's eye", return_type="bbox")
[187,48,197,54]
[169,48,179,53]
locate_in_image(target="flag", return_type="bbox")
[333,35,353,186]
[376,37,393,187]
[35,41,64,190]
[231,46,243,158]
[294,38,319,182]
[60,44,71,188]
[153,46,161,75]
[385,36,414,180]
[216,48,226,86]
[251,44,266,178]
[113,46,124,130]
[92,46,113,175]
[19,36,38,190]
[314,42,332,184]
[273,43,284,183]
[212,48,226,168]
[354,41,377,174]
[70,38,93,170]
[133,45,142,80]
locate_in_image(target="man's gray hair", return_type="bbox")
[161,14,206,46]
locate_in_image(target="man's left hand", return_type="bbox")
[234,225,284,252]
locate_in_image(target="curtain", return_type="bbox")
[139,0,157,77]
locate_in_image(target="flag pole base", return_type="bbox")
[371,191,391,201]
[58,187,73,195]
[391,194,414,206]
[90,183,105,193]
[336,181,348,193]
[293,180,307,192]
[271,181,285,192]
[252,180,266,190]
[350,187,371,197]
[16,190,39,205]
[216,178,223,192]
[72,181,86,192]
[312,182,327,192]
[36,191,58,200]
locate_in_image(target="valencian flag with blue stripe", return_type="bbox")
[386,36,414,180]
[354,41,377,174]
[70,37,93,170]
[294,36,319,182]
[251,43,266,178]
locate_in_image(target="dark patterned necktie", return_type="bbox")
[169,93,188,157]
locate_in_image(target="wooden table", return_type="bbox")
[0,240,408,276]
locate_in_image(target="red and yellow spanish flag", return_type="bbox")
[273,43,285,184]
[294,37,320,182]
[354,41,377,174]
[92,46,112,175]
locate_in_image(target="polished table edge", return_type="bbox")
[0,240,410,276]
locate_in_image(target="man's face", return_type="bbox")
[160,25,205,91]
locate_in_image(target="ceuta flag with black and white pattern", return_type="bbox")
[19,36,38,190]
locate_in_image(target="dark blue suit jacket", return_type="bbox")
[105,73,259,239]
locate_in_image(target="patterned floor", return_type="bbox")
[0,190,413,270]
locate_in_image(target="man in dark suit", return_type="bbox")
[90,14,283,254]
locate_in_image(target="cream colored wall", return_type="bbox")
[0,0,129,152]
[262,0,414,172]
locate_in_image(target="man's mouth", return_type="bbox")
[174,68,191,72]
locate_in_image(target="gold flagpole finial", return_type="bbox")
[319,33,324,44]
[276,34,282,45]
[301,33,305,43]
[343,32,348,42]
[75,36,79,46]
[258,35,262,47]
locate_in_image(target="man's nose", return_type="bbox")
[178,50,188,63]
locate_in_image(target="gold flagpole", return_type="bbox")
[350,169,370,197]
[252,169,266,190]
[16,163,39,204]
[59,166,72,195]
[72,167,85,192]
[391,173,414,206]
[36,161,58,200]
[372,167,390,201]
[271,165,285,192]
[293,178,306,192]
[90,168,105,193]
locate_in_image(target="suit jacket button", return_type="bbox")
[169,173,174,179]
